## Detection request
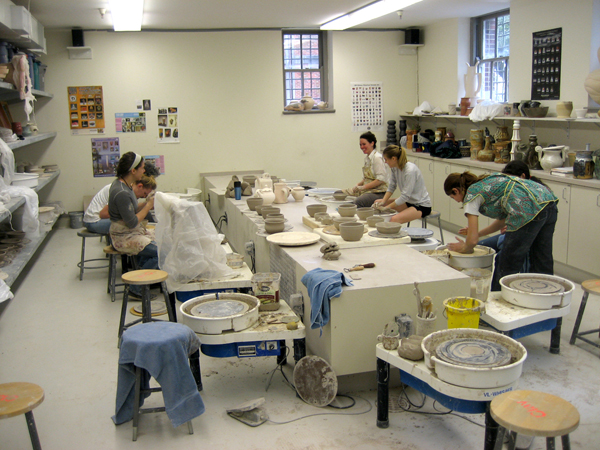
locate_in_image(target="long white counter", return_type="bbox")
[202,174,470,376]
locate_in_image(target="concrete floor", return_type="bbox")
[1,225,599,450]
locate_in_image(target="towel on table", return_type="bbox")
[301,268,353,335]
[112,322,205,428]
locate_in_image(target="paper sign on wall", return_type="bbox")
[68,86,105,135]
[351,82,384,132]
[91,137,120,177]
[115,112,147,133]
[157,107,179,143]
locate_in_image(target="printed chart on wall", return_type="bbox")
[144,155,165,175]
[157,107,179,143]
[531,28,562,100]
[91,137,120,177]
[115,112,147,133]
[351,82,383,132]
[68,86,105,135]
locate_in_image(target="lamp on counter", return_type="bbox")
[109,0,144,31]
[321,0,423,30]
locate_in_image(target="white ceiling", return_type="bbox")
[12,0,509,31]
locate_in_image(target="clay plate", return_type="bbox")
[266,232,320,247]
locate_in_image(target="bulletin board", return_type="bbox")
[68,86,105,135]
[531,28,562,100]
[351,82,384,132]
[115,112,147,133]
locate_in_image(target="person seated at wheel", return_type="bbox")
[372,145,432,224]
[346,131,389,208]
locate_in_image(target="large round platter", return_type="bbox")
[306,188,339,197]
[368,230,408,239]
[436,338,512,368]
[500,273,574,310]
[293,356,338,407]
[266,232,320,247]
[402,227,433,241]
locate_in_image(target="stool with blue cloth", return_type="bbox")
[112,322,204,441]
[301,268,354,335]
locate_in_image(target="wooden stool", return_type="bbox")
[422,210,444,244]
[490,390,579,450]
[0,382,44,450]
[77,229,109,280]
[118,270,175,342]
[569,279,600,350]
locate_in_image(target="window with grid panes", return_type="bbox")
[473,10,510,103]
[283,31,326,109]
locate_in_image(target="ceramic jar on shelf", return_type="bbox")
[556,101,573,118]
[573,144,595,179]
[477,136,494,162]
[536,145,568,172]
[300,95,315,111]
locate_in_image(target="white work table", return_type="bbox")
[202,174,471,376]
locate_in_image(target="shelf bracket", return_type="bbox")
[67,46,92,60]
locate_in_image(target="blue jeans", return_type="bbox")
[84,219,111,235]
[130,242,159,297]
[479,233,530,283]
[491,202,557,291]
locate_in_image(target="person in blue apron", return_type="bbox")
[346,131,389,208]
[444,170,558,291]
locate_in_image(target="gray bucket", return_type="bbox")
[69,211,84,229]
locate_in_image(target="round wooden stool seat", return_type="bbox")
[0,382,44,419]
[122,269,168,285]
[581,279,600,296]
[491,390,579,437]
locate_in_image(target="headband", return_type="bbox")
[128,153,142,172]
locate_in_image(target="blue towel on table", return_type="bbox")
[301,268,353,335]
[112,322,205,428]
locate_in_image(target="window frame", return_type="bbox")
[472,9,510,103]
[282,30,331,112]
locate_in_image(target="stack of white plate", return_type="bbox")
[12,173,39,187]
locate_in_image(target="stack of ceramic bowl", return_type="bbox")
[261,206,280,219]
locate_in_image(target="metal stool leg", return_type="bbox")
[118,285,131,344]
[24,410,42,450]
[141,285,152,323]
[561,434,571,450]
[546,436,556,450]
[162,282,176,323]
[437,214,444,244]
[189,349,203,392]
[187,421,194,434]
[132,366,142,441]
[570,292,589,345]
[79,236,86,280]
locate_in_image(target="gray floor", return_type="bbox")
[1,225,599,450]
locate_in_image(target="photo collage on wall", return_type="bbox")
[91,137,120,177]
[351,82,384,132]
[115,112,147,133]
[157,107,179,143]
[144,155,165,175]
[68,86,106,135]
[531,28,562,100]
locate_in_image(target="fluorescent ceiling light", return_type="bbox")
[321,0,423,30]
[110,0,144,31]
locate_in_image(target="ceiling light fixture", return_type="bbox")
[109,0,144,31]
[321,0,422,30]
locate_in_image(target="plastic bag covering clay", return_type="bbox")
[10,54,35,121]
[0,278,14,304]
[0,139,15,185]
[154,192,234,292]
[468,100,504,122]
[0,172,39,237]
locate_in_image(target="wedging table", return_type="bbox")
[376,343,519,450]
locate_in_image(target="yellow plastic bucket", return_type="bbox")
[443,297,484,329]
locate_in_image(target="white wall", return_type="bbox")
[18,29,415,211]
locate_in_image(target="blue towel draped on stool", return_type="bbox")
[112,322,205,428]
[301,268,353,335]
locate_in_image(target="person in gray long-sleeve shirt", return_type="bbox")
[373,145,432,224]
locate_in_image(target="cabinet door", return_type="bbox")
[432,160,451,221]
[568,186,600,274]
[543,180,570,264]
[420,159,435,202]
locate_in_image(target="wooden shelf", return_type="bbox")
[400,113,600,124]
[6,132,57,150]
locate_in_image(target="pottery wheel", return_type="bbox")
[402,227,433,240]
[293,356,338,407]
[436,338,512,368]
[190,299,250,318]
[509,278,565,294]
[131,301,168,317]
[368,230,406,239]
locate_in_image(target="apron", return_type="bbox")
[110,220,155,255]
[362,158,387,194]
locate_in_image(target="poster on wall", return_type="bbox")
[91,137,120,177]
[157,106,179,143]
[68,86,105,135]
[531,28,562,100]
[144,155,165,175]
[350,82,384,132]
[115,112,147,133]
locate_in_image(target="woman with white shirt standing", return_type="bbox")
[348,131,389,208]
[373,145,432,224]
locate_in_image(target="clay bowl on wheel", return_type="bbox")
[367,215,385,227]
[246,197,263,211]
[333,216,357,230]
[307,204,327,217]
[333,190,348,201]
[356,207,375,220]
[376,221,402,234]
[339,222,364,242]
[337,203,357,217]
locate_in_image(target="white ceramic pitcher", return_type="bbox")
[257,173,273,190]
[536,145,568,171]
[255,188,275,206]
[273,182,290,204]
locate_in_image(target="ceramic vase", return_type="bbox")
[556,101,573,118]
[300,95,315,111]
[477,136,494,162]
[255,188,275,206]
[525,135,542,170]
[291,187,305,201]
[273,182,290,204]
[537,146,568,172]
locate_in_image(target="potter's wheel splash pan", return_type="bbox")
[180,293,259,335]
[500,273,574,310]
